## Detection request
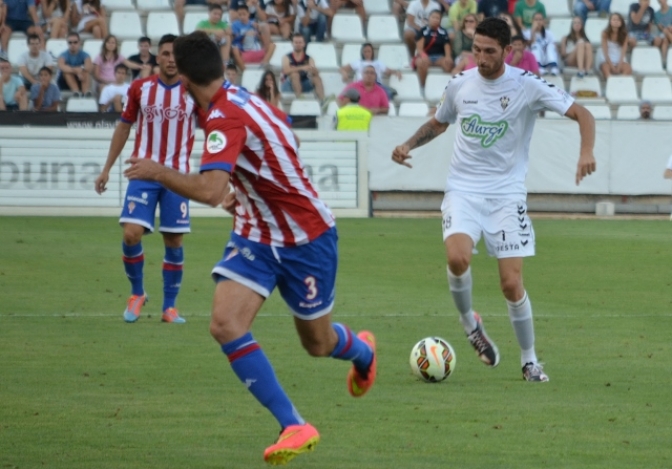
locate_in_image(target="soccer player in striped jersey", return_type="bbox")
[94,34,198,324]
[124,31,377,465]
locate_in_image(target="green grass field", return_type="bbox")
[1,216,672,469]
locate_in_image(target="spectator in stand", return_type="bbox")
[415,10,452,90]
[526,12,559,75]
[256,69,280,107]
[93,35,144,92]
[17,34,55,89]
[505,34,539,74]
[561,16,593,77]
[229,0,266,22]
[452,13,478,65]
[197,4,232,63]
[478,0,509,20]
[230,5,275,71]
[329,0,366,37]
[335,88,371,131]
[628,0,668,58]
[656,0,672,63]
[393,0,409,22]
[499,11,524,38]
[225,62,239,83]
[337,65,389,115]
[339,42,401,100]
[57,32,93,96]
[281,33,325,102]
[404,0,442,56]
[448,0,477,32]
[574,0,611,25]
[41,0,70,39]
[71,0,107,39]
[30,66,60,111]
[127,37,157,80]
[0,57,28,110]
[598,12,632,77]
[450,50,477,72]
[0,0,44,54]
[514,0,546,32]
[265,0,296,40]
[98,63,129,112]
[639,99,652,118]
[297,0,331,44]
[175,0,209,26]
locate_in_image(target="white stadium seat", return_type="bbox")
[110,11,144,40]
[120,40,138,59]
[616,105,640,119]
[331,15,365,42]
[667,49,672,74]
[136,0,172,10]
[66,98,99,112]
[270,41,293,69]
[241,68,264,91]
[584,18,607,46]
[83,39,103,60]
[46,39,67,59]
[289,99,322,116]
[183,11,209,34]
[605,76,639,104]
[584,104,612,119]
[367,15,401,43]
[544,0,571,17]
[363,0,391,14]
[631,47,665,75]
[320,72,347,98]
[641,76,672,104]
[147,12,180,40]
[569,75,601,97]
[377,44,411,70]
[388,73,422,100]
[7,38,28,64]
[398,101,429,117]
[325,100,339,116]
[306,42,339,69]
[340,44,362,68]
[548,18,572,43]
[610,0,632,15]
[543,74,565,91]
[653,105,672,120]
[387,104,397,116]
[424,74,451,102]
[103,0,135,10]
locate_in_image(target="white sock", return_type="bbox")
[447,266,476,334]
[507,292,538,366]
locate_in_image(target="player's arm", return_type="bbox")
[392,117,449,168]
[664,169,672,179]
[564,102,596,185]
[94,121,132,193]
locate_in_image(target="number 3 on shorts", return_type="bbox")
[304,276,318,300]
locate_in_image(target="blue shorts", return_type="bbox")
[5,18,33,34]
[212,227,338,319]
[281,76,314,93]
[119,179,190,234]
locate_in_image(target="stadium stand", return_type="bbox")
[110,11,144,40]
[641,76,672,104]
[389,73,422,100]
[146,12,181,41]
[630,47,665,75]
[363,0,391,14]
[423,74,451,102]
[652,105,672,120]
[306,43,340,70]
[66,98,99,112]
[367,15,402,42]
[616,105,641,119]
[289,99,322,115]
[605,76,640,105]
[398,101,429,116]
[331,15,366,42]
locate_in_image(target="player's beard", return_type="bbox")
[478,53,505,79]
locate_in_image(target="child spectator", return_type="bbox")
[256,69,280,107]
[41,0,70,39]
[17,34,55,89]
[339,42,400,99]
[514,0,546,31]
[225,62,240,84]
[297,0,331,43]
[265,0,296,40]
[280,33,325,102]
[628,0,668,58]
[230,5,275,71]
[98,63,129,112]
[337,65,389,115]
[72,0,107,39]
[598,12,632,78]
[505,34,539,74]
[30,66,60,111]
[93,35,142,92]
[197,4,232,63]
[526,11,559,75]
[57,32,93,96]
[229,0,266,22]
[403,0,442,56]
[561,16,593,77]
[0,57,28,110]
[574,0,611,25]
[415,10,453,90]
[127,37,157,80]
[0,0,45,53]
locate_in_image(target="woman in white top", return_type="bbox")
[598,12,632,78]
[72,0,108,39]
[41,0,70,39]
[560,15,593,77]
[264,0,296,40]
[526,12,560,75]
[339,42,401,99]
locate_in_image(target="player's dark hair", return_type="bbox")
[174,32,224,86]
[158,34,177,49]
[39,66,53,76]
[475,17,511,50]
[208,3,222,11]
[138,36,151,45]
[27,34,41,44]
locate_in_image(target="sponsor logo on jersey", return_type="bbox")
[127,195,149,205]
[500,96,510,110]
[142,105,190,123]
[460,114,508,148]
[206,131,227,153]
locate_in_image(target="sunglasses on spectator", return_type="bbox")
[68,40,79,44]
[464,19,475,23]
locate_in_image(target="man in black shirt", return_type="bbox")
[127,37,157,80]
[477,0,508,20]
[415,10,453,90]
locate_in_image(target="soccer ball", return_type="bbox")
[409,337,456,383]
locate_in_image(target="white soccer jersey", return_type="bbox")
[435,65,574,197]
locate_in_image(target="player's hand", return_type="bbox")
[124,157,165,181]
[392,144,413,168]
[94,170,109,194]
[221,190,236,215]
[575,150,596,185]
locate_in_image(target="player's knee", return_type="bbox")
[500,276,523,300]
[122,226,143,245]
[447,256,470,276]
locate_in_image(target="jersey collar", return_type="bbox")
[208,81,231,110]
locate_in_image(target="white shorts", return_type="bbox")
[440,192,535,259]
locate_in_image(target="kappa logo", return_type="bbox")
[245,378,257,388]
[461,114,508,148]
[207,109,225,121]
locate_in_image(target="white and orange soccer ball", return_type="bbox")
[409,337,456,383]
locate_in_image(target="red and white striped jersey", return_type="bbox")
[121,76,197,173]
[199,84,335,247]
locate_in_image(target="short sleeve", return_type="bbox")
[524,73,574,114]
[17,52,28,67]
[120,81,140,123]
[200,111,248,173]
[434,79,458,124]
